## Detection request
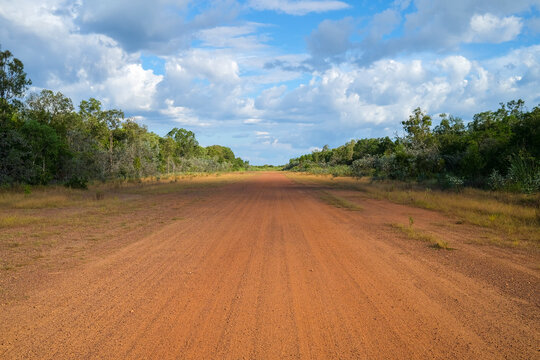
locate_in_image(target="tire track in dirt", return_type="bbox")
[0,172,538,359]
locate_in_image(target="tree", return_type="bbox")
[206,145,235,163]
[26,89,79,139]
[159,136,177,173]
[20,120,62,184]
[167,128,199,158]
[0,48,32,111]
[27,89,74,116]
[401,107,433,145]
[79,98,124,176]
[0,127,33,183]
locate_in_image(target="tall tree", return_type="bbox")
[0,48,32,111]
[401,107,433,146]
[79,98,124,175]
[167,128,199,158]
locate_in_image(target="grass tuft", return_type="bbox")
[319,191,363,211]
[430,239,452,250]
[389,223,453,250]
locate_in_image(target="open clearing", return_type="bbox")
[0,172,539,359]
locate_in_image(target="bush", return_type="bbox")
[506,153,540,194]
[488,170,505,191]
[437,173,464,191]
[352,155,379,177]
[64,175,88,189]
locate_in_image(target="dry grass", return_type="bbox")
[286,172,540,248]
[389,223,452,250]
[0,172,250,208]
[318,191,363,211]
[0,215,42,229]
[0,191,78,209]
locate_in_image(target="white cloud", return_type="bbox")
[253,46,540,136]
[102,64,163,111]
[467,14,523,43]
[243,118,262,124]
[197,23,269,51]
[0,0,164,111]
[160,99,210,126]
[355,0,536,64]
[248,0,350,15]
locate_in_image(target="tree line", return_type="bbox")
[285,102,540,193]
[0,48,248,188]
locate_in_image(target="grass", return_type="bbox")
[0,172,251,209]
[0,215,42,229]
[390,223,452,250]
[287,172,539,249]
[318,191,363,211]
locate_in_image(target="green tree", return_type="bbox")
[401,107,433,146]
[20,120,62,184]
[0,48,32,112]
[159,136,177,173]
[79,98,124,176]
[167,128,199,158]
[26,90,79,136]
[206,145,235,163]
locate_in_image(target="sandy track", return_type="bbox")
[1,173,538,359]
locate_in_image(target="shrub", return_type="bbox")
[437,174,464,191]
[64,175,88,189]
[506,153,539,194]
[488,170,505,191]
[352,155,379,177]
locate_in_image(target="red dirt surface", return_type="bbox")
[1,172,538,359]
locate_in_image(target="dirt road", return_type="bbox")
[1,173,538,359]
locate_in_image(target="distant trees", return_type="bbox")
[0,47,248,187]
[286,102,540,193]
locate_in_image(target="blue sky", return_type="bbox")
[1,0,539,164]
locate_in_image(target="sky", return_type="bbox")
[1,0,539,165]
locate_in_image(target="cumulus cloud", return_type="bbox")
[355,0,535,64]
[467,14,523,43]
[254,45,540,143]
[0,0,165,111]
[74,0,241,53]
[248,0,350,15]
[197,23,269,50]
[307,17,355,65]
[160,99,210,126]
